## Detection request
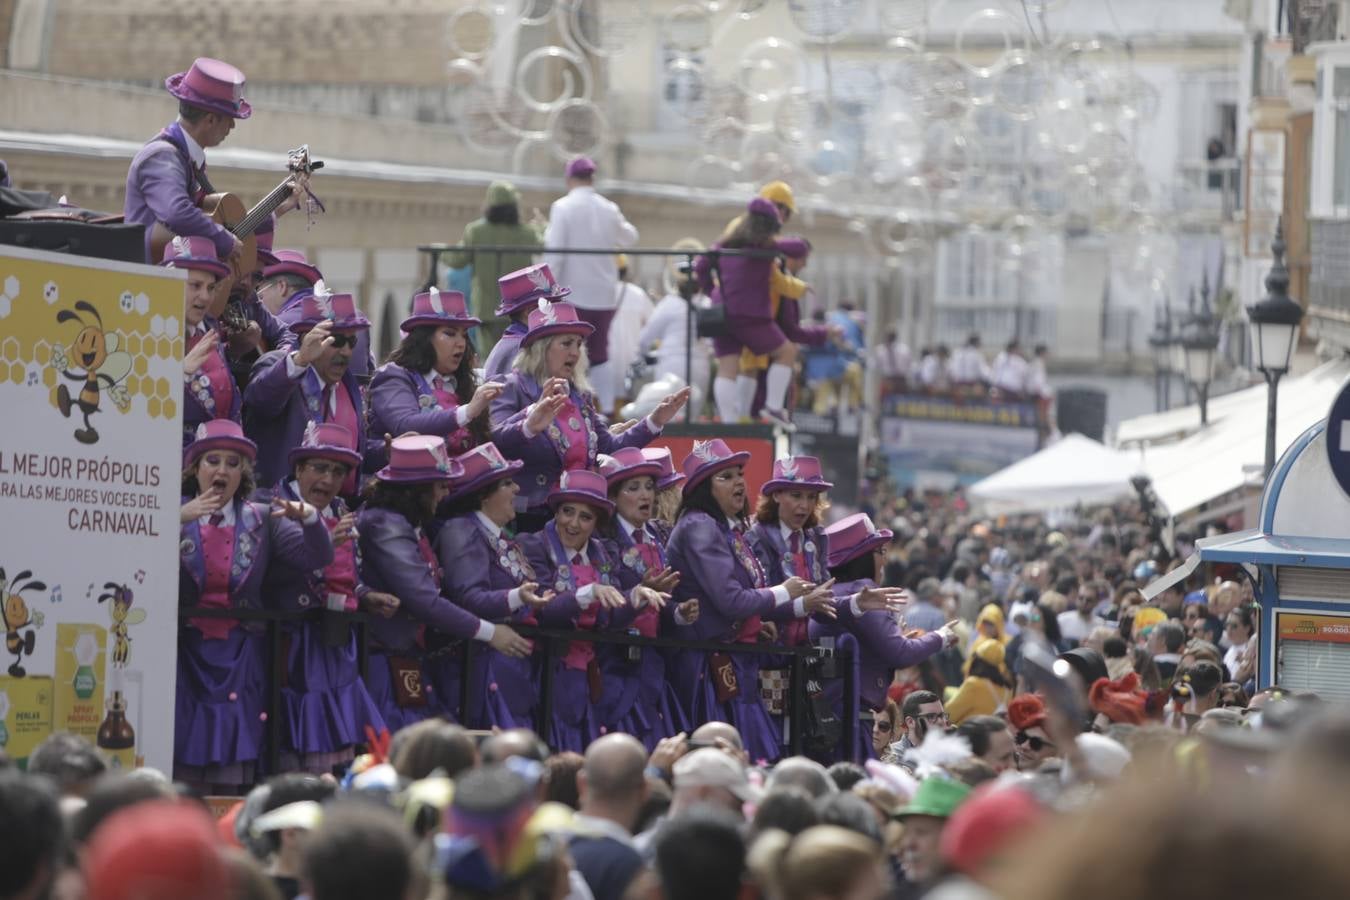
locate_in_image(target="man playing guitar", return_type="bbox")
[124,57,304,265]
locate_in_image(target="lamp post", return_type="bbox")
[1246,217,1304,478]
[1181,272,1219,426]
[1148,304,1173,413]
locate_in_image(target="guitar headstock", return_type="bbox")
[287,145,324,175]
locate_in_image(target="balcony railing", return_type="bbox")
[1175,159,1242,221]
[931,305,1057,349]
[1309,217,1350,316]
[1289,0,1341,54]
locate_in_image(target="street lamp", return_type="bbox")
[1246,217,1304,478]
[1148,303,1173,412]
[1181,273,1219,426]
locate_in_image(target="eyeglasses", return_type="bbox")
[916,712,949,725]
[304,460,351,478]
[873,719,893,733]
[329,333,359,349]
[1014,731,1055,752]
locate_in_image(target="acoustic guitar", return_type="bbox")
[150,145,323,315]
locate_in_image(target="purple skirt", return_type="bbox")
[175,627,265,783]
[598,647,686,750]
[671,648,782,764]
[282,625,384,765]
[366,651,450,733]
[548,665,597,753]
[428,647,536,730]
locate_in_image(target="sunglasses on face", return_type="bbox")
[1014,731,1054,752]
[328,333,358,349]
[873,719,893,733]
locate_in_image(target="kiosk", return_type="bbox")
[1144,402,1350,702]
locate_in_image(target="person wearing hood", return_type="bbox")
[973,604,1010,647]
[946,638,1013,725]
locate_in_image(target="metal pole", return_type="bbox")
[1199,382,1209,426]
[1264,370,1280,478]
[685,252,695,424]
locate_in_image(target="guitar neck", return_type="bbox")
[232,180,294,239]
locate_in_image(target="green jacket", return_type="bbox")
[447,219,544,320]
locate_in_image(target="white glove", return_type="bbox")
[937,624,958,647]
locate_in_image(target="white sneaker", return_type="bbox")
[760,408,797,432]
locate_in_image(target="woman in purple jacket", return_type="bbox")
[814,513,958,758]
[177,419,334,791]
[356,436,532,732]
[367,287,502,466]
[517,469,668,752]
[433,442,554,730]
[665,440,837,764]
[489,298,689,532]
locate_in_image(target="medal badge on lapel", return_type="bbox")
[621,545,645,575]
[179,538,196,558]
[418,393,435,409]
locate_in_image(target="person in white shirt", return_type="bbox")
[917,345,951,393]
[543,156,640,414]
[607,254,656,405]
[991,340,1029,399]
[873,327,912,393]
[949,334,991,389]
[639,255,712,416]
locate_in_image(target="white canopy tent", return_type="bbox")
[968,433,1145,514]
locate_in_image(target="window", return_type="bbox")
[1334,67,1350,210]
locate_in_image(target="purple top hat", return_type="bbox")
[165,57,252,120]
[681,439,750,496]
[402,286,481,333]
[520,299,594,349]
[291,282,370,333]
[375,435,462,484]
[761,455,834,495]
[747,196,782,224]
[185,419,257,467]
[824,512,894,569]
[496,263,570,317]
[262,249,323,286]
[160,234,230,280]
[446,442,524,502]
[288,421,362,470]
[598,447,663,488]
[253,219,278,271]
[547,469,615,517]
[641,447,684,491]
[565,156,596,179]
[777,236,812,259]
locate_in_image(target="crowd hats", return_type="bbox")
[486,180,519,207]
[84,801,230,900]
[1007,694,1049,733]
[893,777,971,821]
[759,180,796,215]
[547,469,615,517]
[165,57,251,120]
[746,196,782,224]
[375,435,461,484]
[185,419,256,467]
[160,234,230,280]
[497,263,570,317]
[290,282,370,333]
[599,447,663,488]
[262,249,323,286]
[965,637,1009,679]
[762,455,833,495]
[565,156,597,179]
[446,442,524,501]
[673,748,761,803]
[642,447,685,491]
[824,512,893,569]
[681,439,750,495]
[1088,672,1151,726]
[288,421,362,470]
[940,783,1046,877]
[402,285,481,332]
[520,298,593,349]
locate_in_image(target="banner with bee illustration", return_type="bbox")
[0,246,183,772]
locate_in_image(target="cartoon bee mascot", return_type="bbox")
[97,583,145,669]
[0,568,46,677]
[50,300,132,444]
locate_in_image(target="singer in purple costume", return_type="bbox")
[482,263,571,383]
[176,419,333,792]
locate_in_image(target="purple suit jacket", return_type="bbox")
[517,527,637,631]
[489,373,659,511]
[356,507,483,653]
[778,297,829,347]
[748,522,831,624]
[257,481,367,613]
[666,511,776,643]
[179,497,334,618]
[243,349,371,489]
[809,578,945,710]
[182,315,244,446]
[367,362,475,456]
[483,323,526,383]
[434,513,535,623]
[124,124,235,262]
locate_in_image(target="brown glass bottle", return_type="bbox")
[96,691,136,769]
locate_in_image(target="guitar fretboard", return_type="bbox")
[232,180,295,239]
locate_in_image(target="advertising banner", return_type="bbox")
[880,394,1041,490]
[0,246,183,771]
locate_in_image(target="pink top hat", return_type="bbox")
[375,435,462,484]
[165,57,252,119]
[641,447,684,491]
[446,442,524,501]
[402,286,481,332]
[761,455,834,495]
[566,156,597,179]
[824,512,894,569]
[185,419,257,468]
[681,439,750,496]
[547,469,615,517]
[598,447,663,488]
[520,299,594,349]
[262,249,323,286]
[288,421,362,470]
[496,263,570,317]
[291,282,370,333]
[160,234,230,280]
[747,196,782,224]
[254,219,278,270]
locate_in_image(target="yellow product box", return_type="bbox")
[0,676,54,769]
[54,623,107,743]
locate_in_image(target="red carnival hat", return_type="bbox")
[165,57,251,120]
[84,801,229,900]
[1089,672,1151,726]
[1007,694,1049,733]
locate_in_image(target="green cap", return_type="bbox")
[486,180,519,207]
[893,777,971,820]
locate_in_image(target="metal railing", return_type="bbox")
[930,305,1057,349]
[1175,159,1242,221]
[179,606,857,772]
